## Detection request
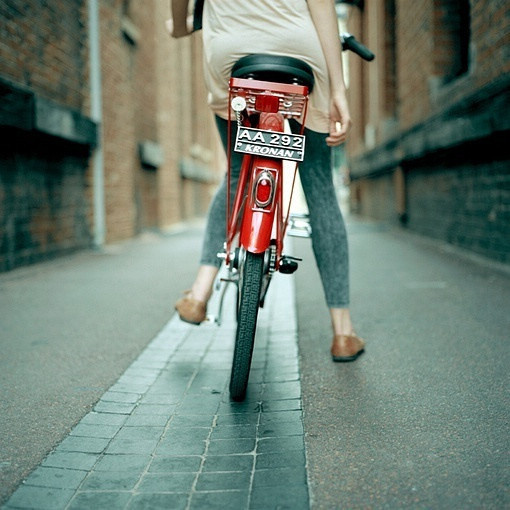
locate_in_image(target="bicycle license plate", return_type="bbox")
[235,127,305,162]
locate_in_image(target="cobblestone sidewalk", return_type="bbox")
[3,272,309,510]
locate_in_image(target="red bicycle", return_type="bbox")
[216,36,374,401]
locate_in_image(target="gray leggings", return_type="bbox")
[200,116,349,308]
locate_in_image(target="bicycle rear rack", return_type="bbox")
[229,77,309,122]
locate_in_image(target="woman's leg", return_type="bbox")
[292,123,349,308]
[176,116,241,320]
[290,122,364,359]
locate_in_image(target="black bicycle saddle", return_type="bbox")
[231,54,314,92]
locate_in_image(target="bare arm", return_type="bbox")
[307,0,352,146]
[169,0,193,38]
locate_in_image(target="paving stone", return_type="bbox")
[93,401,137,414]
[155,439,207,456]
[137,472,196,493]
[127,493,188,510]
[123,413,170,427]
[263,371,300,383]
[56,436,110,454]
[128,359,167,370]
[252,466,307,488]
[244,371,265,384]
[42,452,99,471]
[217,401,261,415]
[189,490,249,510]
[195,471,251,491]
[177,399,221,415]
[242,384,265,400]
[163,427,211,443]
[261,399,302,412]
[168,415,215,428]
[185,385,225,398]
[153,368,195,385]
[5,486,75,510]
[210,424,257,439]
[93,454,151,472]
[202,454,254,473]
[23,467,88,490]
[79,412,127,426]
[256,436,305,454]
[258,419,304,438]
[80,470,140,490]
[215,413,259,426]
[249,484,309,510]
[67,491,132,510]
[100,391,141,403]
[265,360,299,372]
[131,403,177,416]
[109,382,152,394]
[105,438,159,455]
[255,451,306,470]
[118,370,158,382]
[125,367,165,377]
[149,455,202,473]
[114,426,165,442]
[259,410,303,424]
[70,423,122,439]
[262,382,302,400]
[140,393,182,405]
[208,438,256,455]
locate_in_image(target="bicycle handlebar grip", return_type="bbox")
[342,34,375,61]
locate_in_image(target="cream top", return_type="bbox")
[201,0,331,133]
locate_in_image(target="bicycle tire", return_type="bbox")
[229,251,264,401]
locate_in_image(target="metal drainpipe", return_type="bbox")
[88,0,105,248]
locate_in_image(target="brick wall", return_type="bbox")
[0,0,89,111]
[0,0,93,271]
[346,0,510,264]
[99,0,220,240]
[405,152,509,262]
[0,131,92,270]
[0,0,221,271]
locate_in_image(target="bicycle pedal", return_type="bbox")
[279,258,298,274]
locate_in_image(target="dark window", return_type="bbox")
[384,0,397,116]
[434,0,471,83]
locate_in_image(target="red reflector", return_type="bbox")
[256,179,272,203]
[255,94,280,113]
[255,175,273,207]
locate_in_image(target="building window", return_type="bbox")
[434,0,471,83]
[383,0,397,117]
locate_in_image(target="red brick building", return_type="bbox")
[0,0,220,271]
[343,0,509,263]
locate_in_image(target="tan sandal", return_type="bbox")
[175,291,207,325]
[331,334,365,362]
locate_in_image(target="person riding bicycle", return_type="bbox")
[170,0,365,362]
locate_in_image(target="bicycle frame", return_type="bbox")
[224,78,310,272]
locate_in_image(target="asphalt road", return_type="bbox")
[294,220,509,509]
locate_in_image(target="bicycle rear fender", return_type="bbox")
[240,157,281,254]
[240,112,284,254]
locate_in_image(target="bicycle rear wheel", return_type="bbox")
[229,251,264,401]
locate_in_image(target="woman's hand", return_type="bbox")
[326,91,352,146]
[165,15,194,38]
[307,0,352,146]
[168,0,193,38]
